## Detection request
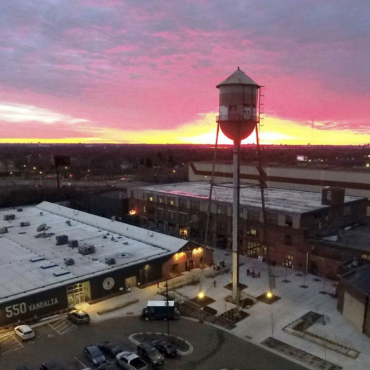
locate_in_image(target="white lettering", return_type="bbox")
[5,298,59,318]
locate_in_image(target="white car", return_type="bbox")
[116,351,148,370]
[14,325,35,341]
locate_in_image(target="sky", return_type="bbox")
[0,0,369,145]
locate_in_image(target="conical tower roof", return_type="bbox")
[216,67,260,88]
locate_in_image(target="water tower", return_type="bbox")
[216,68,261,302]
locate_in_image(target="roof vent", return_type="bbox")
[20,222,30,227]
[123,242,128,245]
[3,214,15,220]
[17,208,23,212]
[68,240,78,248]
[56,235,68,245]
[64,258,75,266]
[66,220,72,226]
[0,227,8,234]
[105,257,116,265]
[78,244,96,255]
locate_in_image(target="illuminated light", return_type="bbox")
[266,291,273,299]
[33,167,36,170]
[198,291,205,299]
[129,209,137,215]
[192,247,203,255]
[144,264,150,270]
[366,163,369,167]
[174,252,186,261]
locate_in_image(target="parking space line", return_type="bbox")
[0,334,23,355]
[74,357,89,369]
[48,318,77,335]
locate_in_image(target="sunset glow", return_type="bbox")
[0,1,369,145]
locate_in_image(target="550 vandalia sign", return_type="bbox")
[5,298,59,318]
[0,289,67,326]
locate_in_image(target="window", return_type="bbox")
[266,213,278,225]
[168,210,176,221]
[246,227,258,238]
[148,194,154,202]
[190,200,200,210]
[284,254,293,268]
[284,235,292,245]
[285,215,293,227]
[217,205,227,215]
[179,212,188,223]
[168,197,176,206]
[361,254,370,261]
[248,210,260,221]
[179,227,188,238]
[179,198,187,209]
[247,241,260,258]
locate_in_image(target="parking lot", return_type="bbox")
[0,316,307,370]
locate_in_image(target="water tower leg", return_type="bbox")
[232,140,240,303]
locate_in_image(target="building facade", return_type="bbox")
[0,202,212,328]
[128,182,367,278]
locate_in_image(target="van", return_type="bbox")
[141,300,180,321]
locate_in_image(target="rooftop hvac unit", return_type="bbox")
[105,257,116,265]
[3,214,15,220]
[64,258,75,266]
[20,222,30,227]
[56,235,68,245]
[78,244,96,255]
[68,240,78,248]
[0,227,8,234]
[17,208,23,212]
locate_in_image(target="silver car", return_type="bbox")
[116,352,148,370]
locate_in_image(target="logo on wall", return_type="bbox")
[103,277,115,290]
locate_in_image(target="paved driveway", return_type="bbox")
[0,316,308,370]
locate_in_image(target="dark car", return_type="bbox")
[151,340,177,357]
[40,363,64,370]
[67,309,90,325]
[137,343,164,367]
[98,341,124,358]
[84,345,106,367]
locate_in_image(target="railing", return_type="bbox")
[216,114,260,122]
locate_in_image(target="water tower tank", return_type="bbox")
[216,68,260,142]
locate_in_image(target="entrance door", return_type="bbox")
[125,276,137,289]
[185,260,194,271]
[67,282,91,307]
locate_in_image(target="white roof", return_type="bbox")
[147,300,175,307]
[0,202,188,304]
[134,182,363,215]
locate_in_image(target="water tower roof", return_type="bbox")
[216,67,260,88]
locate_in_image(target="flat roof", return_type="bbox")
[341,264,370,295]
[0,202,188,304]
[320,220,370,253]
[133,182,363,214]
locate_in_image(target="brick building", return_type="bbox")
[128,182,367,277]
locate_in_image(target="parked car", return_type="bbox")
[14,325,35,341]
[40,363,64,370]
[116,351,148,370]
[67,309,90,325]
[83,345,106,367]
[137,343,164,366]
[151,340,177,357]
[97,364,116,370]
[98,341,124,358]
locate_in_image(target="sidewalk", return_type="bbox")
[77,249,370,370]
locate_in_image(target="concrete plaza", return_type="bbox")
[79,248,370,370]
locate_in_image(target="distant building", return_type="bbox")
[128,182,367,277]
[189,162,370,216]
[0,202,211,327]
